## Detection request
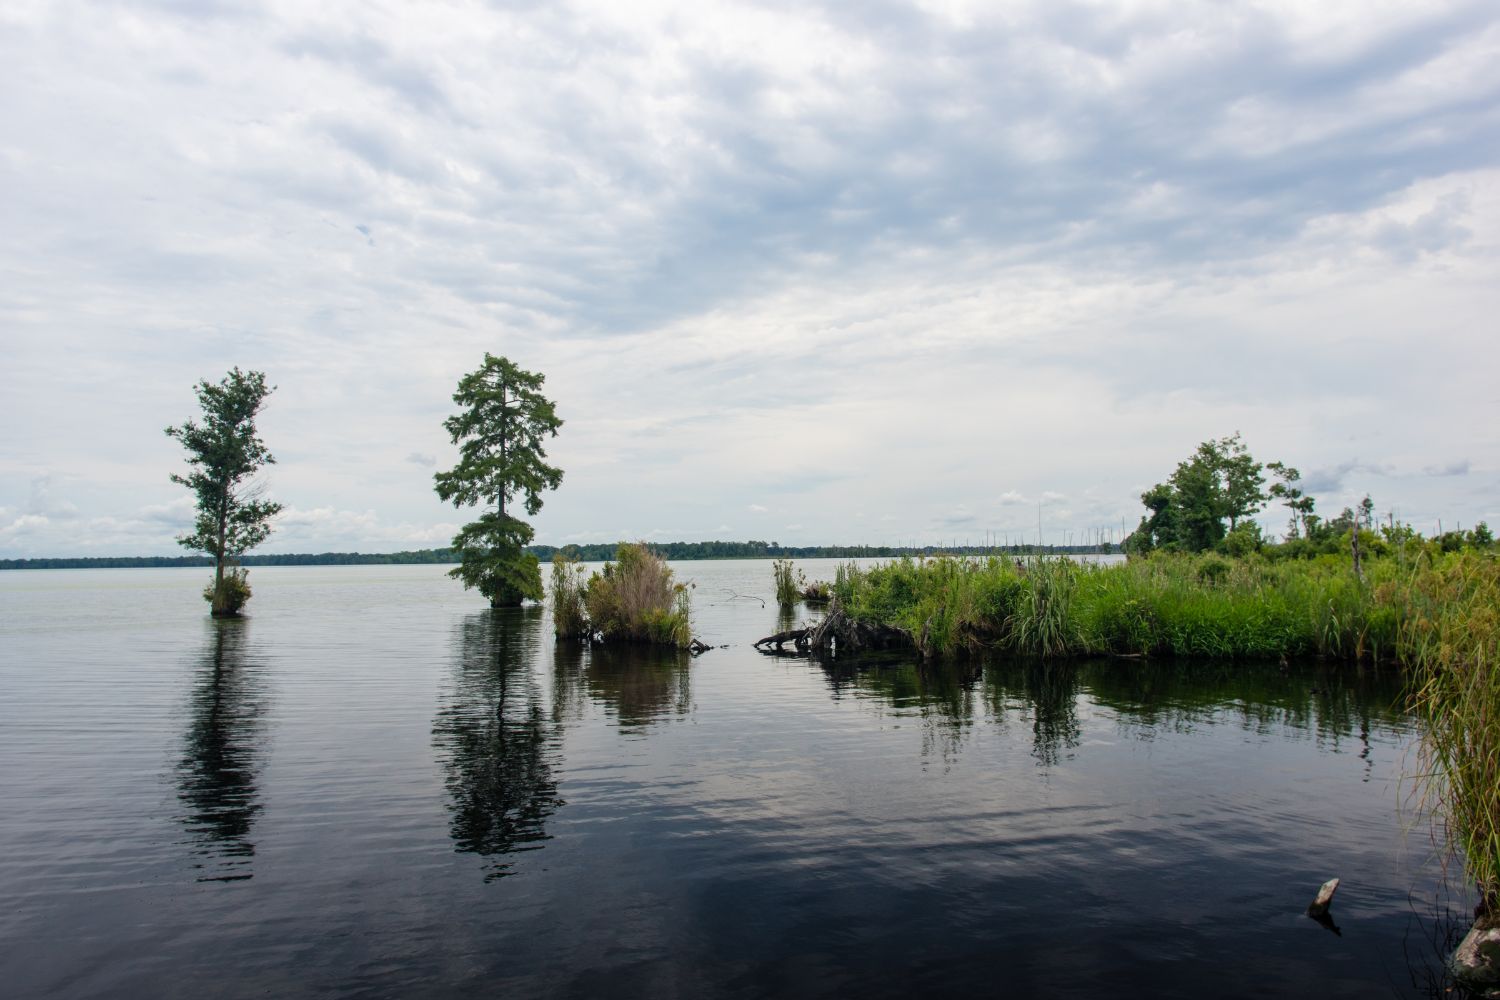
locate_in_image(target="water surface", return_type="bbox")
[0,561,1473,998]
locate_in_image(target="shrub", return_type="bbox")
[802,580,832,603]
[205,567,252,616]
[578,543,693,648]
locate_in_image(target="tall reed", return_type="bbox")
[772,558,801,608]
[550,554,589,639]
[1400,553,1500,902]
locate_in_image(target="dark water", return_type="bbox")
[0,562,1476,998]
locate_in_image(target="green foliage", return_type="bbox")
[831,549,1500,667]
[1267,461,1315,540]
[557,543,693,648]
[1400,552,1500,898]
[450,513,543,606]
[801,580,832,603]
[1219,523,1261,558]
[1012,558,1078,657]
[201,566,252,616]
[772,558,803,607]
[549,554,589,639]
[435,354,563,607]
[164,367,283,615]
[1132,433,1268,553]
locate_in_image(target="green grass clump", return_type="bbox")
[1399,553,1500,903]
[549,554,589,639]
[550,543,694,648]
[205,566,253,616]
[833,550,1487,665]
[772,558,803,608]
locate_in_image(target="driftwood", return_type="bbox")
[1306,877,1342,935]
[1307,877,1340,917]
[754,601,915,658]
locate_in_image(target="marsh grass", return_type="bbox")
[836,550,1475,664]
[549,555,589,639]
[550,543,693,648]
[772,558,802,608]
[1399,554,1500,902]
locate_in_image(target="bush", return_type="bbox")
[1220,524,1260,558]
[801,580,832,603]
[206,567,252,616]
[556,543,693,648]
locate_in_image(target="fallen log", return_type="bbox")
[754,601,915,658]
[753,628,810,652]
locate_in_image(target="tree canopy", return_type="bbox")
[1125,433,1267,554]
[435,354,563,606]
[164,367,283,615]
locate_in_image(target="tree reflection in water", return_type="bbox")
[818,655,980,770]
[812,651,1405,773]
[550,637,693,733]
[574,643,693,733]
[176,619,269,883]
[432,607,563,881]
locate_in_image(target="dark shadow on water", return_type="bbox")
[175,618,270,883]
[432,607,563,882]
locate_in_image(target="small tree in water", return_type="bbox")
[435,354,563,607]
[165,368,283,616]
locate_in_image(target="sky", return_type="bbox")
[2,0,1498,558]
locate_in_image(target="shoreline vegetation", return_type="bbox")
[769,541,1499,941]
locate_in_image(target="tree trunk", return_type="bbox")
[211,496,229,615]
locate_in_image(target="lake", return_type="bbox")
[0,560,1475,998]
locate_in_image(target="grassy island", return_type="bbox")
[550,543,696,649]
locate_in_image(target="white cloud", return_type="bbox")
[1,1,1498,554]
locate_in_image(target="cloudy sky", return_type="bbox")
[2,0,1498,557]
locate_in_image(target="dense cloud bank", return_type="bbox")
[2,0,1497,556]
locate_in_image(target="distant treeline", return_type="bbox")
[0,540,1115,570]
